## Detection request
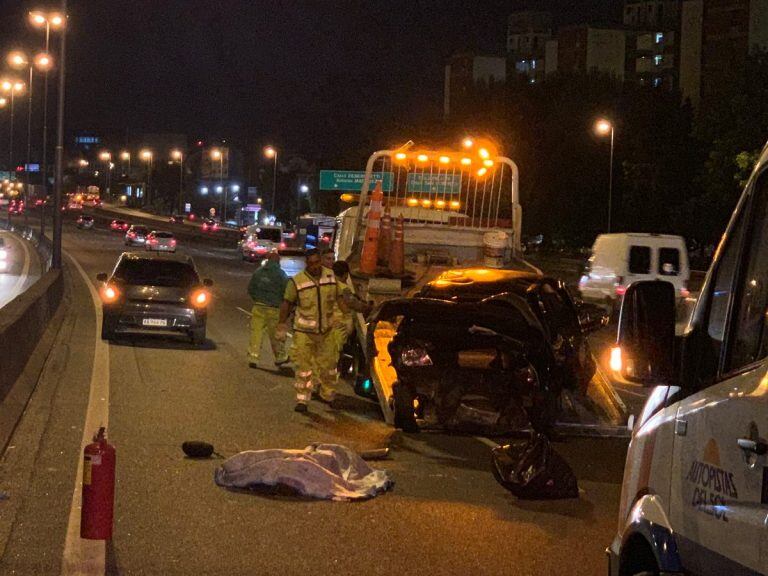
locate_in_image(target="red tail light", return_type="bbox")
[279,242,287,249]
[170,239,177,246]
[212,224,219,231]
[615,285,627,296]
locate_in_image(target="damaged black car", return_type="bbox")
[365,268,607,435]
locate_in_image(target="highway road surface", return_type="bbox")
[0,217,629,576]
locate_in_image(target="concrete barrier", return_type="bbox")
[0,269,63,405]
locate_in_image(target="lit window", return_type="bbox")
[531,60,537,70]
[655,32,664,44]
[653,77,662,87]
[654,55,663,66]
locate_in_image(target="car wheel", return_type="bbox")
[190,326,206,345]
[393,381,419,433]
[101,315,116,341]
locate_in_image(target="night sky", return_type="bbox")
[0,0,621,158]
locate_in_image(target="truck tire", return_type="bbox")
[393,381,419,433]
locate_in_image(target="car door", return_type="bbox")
[669,167,768,574]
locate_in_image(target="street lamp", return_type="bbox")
[595,118,615,233]
[120,150,131,176]
[1,79,26,173]
[29,9,66,241]
[264,145,278,214]
[140,149,153,206]
[99,151,112,197]
[171,149,184,214]
[9,51,55,222]
[211,148,225,220]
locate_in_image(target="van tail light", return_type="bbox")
[681,286,690,298]
[615,275,626,296]
[191,290,209,307]
[280,242,287,249]
[101,284,120,303]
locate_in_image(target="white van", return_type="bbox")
[607,142,768,575]
[579,233,690,310]
[240,225,285,262]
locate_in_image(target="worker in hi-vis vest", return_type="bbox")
[276,249,348,413]
[247,251,289,368]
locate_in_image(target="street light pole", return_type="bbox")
[51,1,67,270]
[608,126,615,233]
[595,118,615,233]
[263,145,278,215]
[24,66,33,227]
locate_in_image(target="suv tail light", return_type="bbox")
[191,289,209,307]
[101,284,120,303]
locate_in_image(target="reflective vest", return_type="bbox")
[285,267,340,334]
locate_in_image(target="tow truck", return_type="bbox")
[335,138,525,425]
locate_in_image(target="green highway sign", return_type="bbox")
[406,173,461,194]
[319,170,394,192]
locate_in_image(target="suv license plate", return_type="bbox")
[143,318,168,327]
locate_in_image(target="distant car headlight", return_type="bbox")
[400,346,433,367]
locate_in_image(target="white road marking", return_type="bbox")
[236,306,252,317]
[60,252,109,576]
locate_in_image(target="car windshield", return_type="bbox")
[113,259,199,288]
[154,232,174,238]
[133,226,148,234]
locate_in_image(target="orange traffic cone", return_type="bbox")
[378,204,392,266]
[389,213,405,276]
[360,181,384,275]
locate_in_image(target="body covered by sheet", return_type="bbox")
[214,443,394,501]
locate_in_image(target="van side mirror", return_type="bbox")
[615,280,676,385]
[96,273,108,282]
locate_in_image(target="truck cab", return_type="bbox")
[608,142,768,575]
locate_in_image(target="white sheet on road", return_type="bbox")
[214,443,394,501]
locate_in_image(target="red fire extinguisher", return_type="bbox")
[81,426,116,540]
